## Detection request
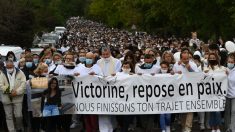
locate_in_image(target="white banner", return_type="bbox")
[71,72,227,115]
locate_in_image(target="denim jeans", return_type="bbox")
[209,112,221,127]
[160,114,171,130]
[43,105,60,117]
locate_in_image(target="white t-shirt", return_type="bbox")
[227,68,235,98]
[173,61,199,73]
[74,64,103,76]
[54,65,77,75]
[135,64,160,74]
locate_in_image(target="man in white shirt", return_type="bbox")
[173,52,198,132]
[134,49,160,131]
[54,52,77,75]
[49,52,63,75]
[135,49,161,75]
[97,46,121,132]
[97,46,121,76]
[75,52,102,76]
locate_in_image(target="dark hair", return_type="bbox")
[180,51,189,59]
[160,61,169,67]
[181,48,190,53]
[124,51,137,67]
[47,77,60,98]
[208,44,220,52]
[122,61,135,73]
[181,41,189,48]
[193,55,201,62]
[25,48,31,53]
[135,49,143,62]
[6,51,16,61]
[228,52,235,62]
[208,52,220,69]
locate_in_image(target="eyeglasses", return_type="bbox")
[144,54,154,59]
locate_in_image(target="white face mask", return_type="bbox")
[7,68,14,74]
[104,57,111,62]
[122,68,131,74]
[160,69,168,74]
[156,57,161,60]
[8,57,14,61]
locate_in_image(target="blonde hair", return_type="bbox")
[34,62,48,75]
[161,51,175,64]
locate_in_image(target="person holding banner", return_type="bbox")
[116,61,135,132]
[173,51,199,132]
[135,49,161,131]
[74,52,102,132]
[0,60,26,132]
[159,61,172,132]
[161,51,175,71]
[224,52,235,132]
[204,52,226,132]
[97,46,121,132]
[135,48,160,75]
[49,52,63,76]
[54,52,77,75]
[76,49,87,65]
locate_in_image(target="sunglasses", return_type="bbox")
[144,54,154,59]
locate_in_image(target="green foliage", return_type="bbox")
[0,0,89,47]
[88,0,235,40]
[1,0,235,47]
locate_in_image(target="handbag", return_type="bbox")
[31,77,48,89]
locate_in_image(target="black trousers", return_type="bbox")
[0,101,8,131]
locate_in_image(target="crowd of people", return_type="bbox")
[0,16,235,132]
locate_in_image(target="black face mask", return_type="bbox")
[209,60,218,66]
[64,65,75,69]
[64,63,75,69]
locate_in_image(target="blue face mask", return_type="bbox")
[227,63,235,70]
[79,57,86,63]
[86,59,93,65]
[26,62,33,68]
[144,63,152,68]
[45,59,52,65]
[33,59,39,64]
[54,60,62,65]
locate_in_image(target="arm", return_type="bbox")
[115,60,122,73]
[15,71,27,95]
[0,73,9,92]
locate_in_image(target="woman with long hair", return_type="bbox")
[42,77,61,132]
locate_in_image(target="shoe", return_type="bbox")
[70,123,78,128]
[225,129,232,132]
[166,126,171,132]
[183,127,191,132]
[162,130,166,132]
[200,124,205,130]
[216,129,221,132]
[211,130,216,132]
